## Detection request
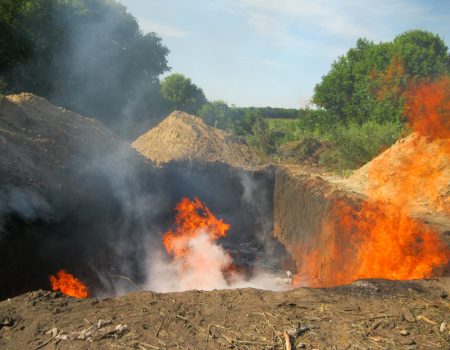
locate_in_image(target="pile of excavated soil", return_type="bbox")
[1,278,449,349]
[132,111,256,167]
[0,93,153,198]
[346,132,450,234]
[349,133,450,210]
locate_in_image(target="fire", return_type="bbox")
[163,197,230,258]
[293,200,450,287]
[161,197,237,290]
[293,77,450,287]
[49,270,89,298]
[367,77,450,213]
[404,77,450,139]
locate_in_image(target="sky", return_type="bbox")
[117,0,450,108]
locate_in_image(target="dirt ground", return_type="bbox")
[1,278,449,350]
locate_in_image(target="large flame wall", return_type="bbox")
[274,166,450,288]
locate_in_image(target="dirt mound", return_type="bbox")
[349,132,450,215]
[132,111,255,167]
[1,278,449,349]
[0,93,152,198]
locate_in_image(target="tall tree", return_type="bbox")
[313,30,450,125]
[161,73,207,114]
[0,0,170,138]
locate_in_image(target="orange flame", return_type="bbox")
[163,197,230,258]
[293,200,450,287]
[293,77,450,287]
[161,197,238,290]
[49,270,89,298]
[404,76,450,139]
[367,76,450,213]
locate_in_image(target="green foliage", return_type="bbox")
[0,0,170,138]
[246,115,274,156]
[313,31,450,126]
[276,136,324,163]
[296,108,341,135]
[198,104,300,133]
[0,0,31,73]
[295,136,323,161]
[197,100,241,130]
[235,109,264,135]
[238,106,298,119]
[393,30,450,78]
[267,111,404,171]
[319,120,404,171]
[161,73,207,114]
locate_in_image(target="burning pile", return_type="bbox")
[293,77,450,287]
[146,197,284,292]
[49,270,89,298]
[159,197,239,290]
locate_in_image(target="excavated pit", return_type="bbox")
[1,94,449,300]
[0,161,287,299]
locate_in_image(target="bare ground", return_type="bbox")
[1,278,449,350]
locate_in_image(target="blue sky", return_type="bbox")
[118,0,450,108]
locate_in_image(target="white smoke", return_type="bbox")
[145,229,289,293]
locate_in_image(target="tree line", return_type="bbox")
[0,0,171,138]
[1,0,449,163]
[0,0,300,139]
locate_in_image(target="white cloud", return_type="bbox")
[223,0,430,44]
[137,18,188,39]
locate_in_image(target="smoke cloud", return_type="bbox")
[145,230,288,293]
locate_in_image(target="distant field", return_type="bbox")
[266,117,300,130]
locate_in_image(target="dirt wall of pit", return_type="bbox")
[273,166,363,276]
[274,166,369,249]
[274,165,450,287]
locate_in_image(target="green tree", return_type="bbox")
[197,100,241,130]
[0,0,31,83]
[246,115,274,156]
[0,0,170,138]
[312,30,450,125]
[161,73,207,113]
[235,109,262,136]
[392,30,450,78]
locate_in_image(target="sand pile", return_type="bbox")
[349,132,450,215]
[132,111,255,167]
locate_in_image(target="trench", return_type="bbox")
[0,162,291,299]
[1,161,449,299]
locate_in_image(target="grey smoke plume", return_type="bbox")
[0,187,52,237]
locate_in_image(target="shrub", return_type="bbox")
[246,116,275,156]
[319,120,404,171]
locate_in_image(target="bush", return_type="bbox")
[276,136,326,163]
[246,116,275,156]
[319,120,404,171]
[197,101,241,131]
